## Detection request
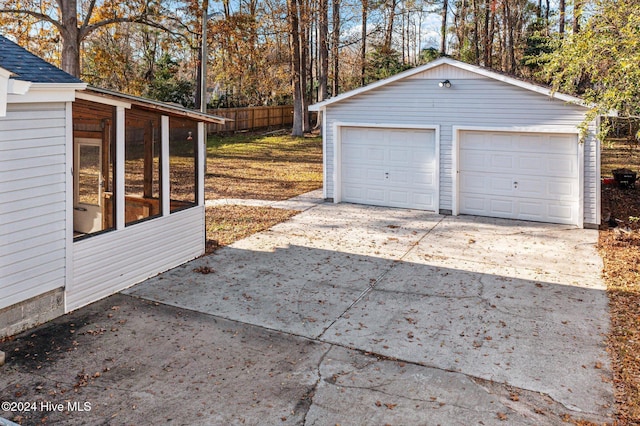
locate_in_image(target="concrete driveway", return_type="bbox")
[123,202,614,423]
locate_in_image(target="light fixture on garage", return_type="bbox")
[439,80,451,88]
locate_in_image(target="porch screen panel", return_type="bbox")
[72,100,116,239]
[125,110,161,225]
[169,117,198,212]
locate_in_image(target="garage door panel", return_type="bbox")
[549,180,577,199]
[341,127,437,211]
[518,155,545,172]
[546,156,577,177]
[342,166,367,182]
[461,174,514,196]
[459,131,579,225]
[389,148,410,163]
[459,151,487,171]
[410,151,435,166]
[491,154,515,169]
[389,190,409,204]
[343,145,364,161]
[548,203,576,222]
[389,170,409,185]
[366,148,385,163]
[414,193,435,209]
[342,185,366,202]
[414,172,436,186]
[365,188,386,203]
[547,135,578,152]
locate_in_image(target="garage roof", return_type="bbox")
[309,57,586,111]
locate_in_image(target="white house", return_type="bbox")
[309,57,601,229]
[0,36,225,337]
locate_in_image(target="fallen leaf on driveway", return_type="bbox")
[194,266,214,274]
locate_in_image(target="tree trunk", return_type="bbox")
[559,0,565,36]
[483,0,490,66]
[573,0,581,34]
[288,0,304,136]
[440,0,448,55]
[506,0,515,73]
[60,0,81,77]
[300,0,310,133]
[545,0,550,33]
[472,0,480,64]
[195,0,209,111]
[361,0,368,86]
[331,0,340,96]
[537,0,542,18]
[488,0,495,67]
[384,0,398,53]
[318,0,329,102]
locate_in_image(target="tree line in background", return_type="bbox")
[0,0,637,135]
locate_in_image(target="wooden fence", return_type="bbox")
[207,105,294,133]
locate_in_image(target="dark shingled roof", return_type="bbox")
[0,35,83,84]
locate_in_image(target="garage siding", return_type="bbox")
[324,77,597,225]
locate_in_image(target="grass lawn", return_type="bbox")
[598,138,640,423]
[205,131,323,200]
[204,131,322,253]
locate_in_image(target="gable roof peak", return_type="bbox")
[309,57,585,110]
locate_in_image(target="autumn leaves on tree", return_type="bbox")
[1,0,637,133]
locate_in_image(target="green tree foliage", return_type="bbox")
[146,53,195,107]
[521,18,554,79]
[419,47,440,64]
[365,45,411,83]
[544,0,640,123]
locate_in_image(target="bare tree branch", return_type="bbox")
[81,0,97,30]
[80,16,193,46]
[0,9,63,32]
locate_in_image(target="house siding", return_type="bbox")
[0,102,68,310]
[67,206,205,311]
[324,77,598,225]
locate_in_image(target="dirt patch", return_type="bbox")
[599,140,640,423]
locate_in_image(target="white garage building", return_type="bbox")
[309,57,600,228]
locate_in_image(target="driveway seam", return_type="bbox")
[315,215,447,341]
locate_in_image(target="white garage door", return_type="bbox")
[459,131,579,225]
[340,127,437,211]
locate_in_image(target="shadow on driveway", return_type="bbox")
[1,203,614,425]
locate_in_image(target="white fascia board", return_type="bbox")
[309,57,588,110]
[0,74,7,117]
[7,79,32,95]
[437,58,587,106]
[7,82,87,104]
[75,90,132,109]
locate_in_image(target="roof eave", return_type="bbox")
[84,86,229,124]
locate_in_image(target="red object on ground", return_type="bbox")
[602,177,616,185]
